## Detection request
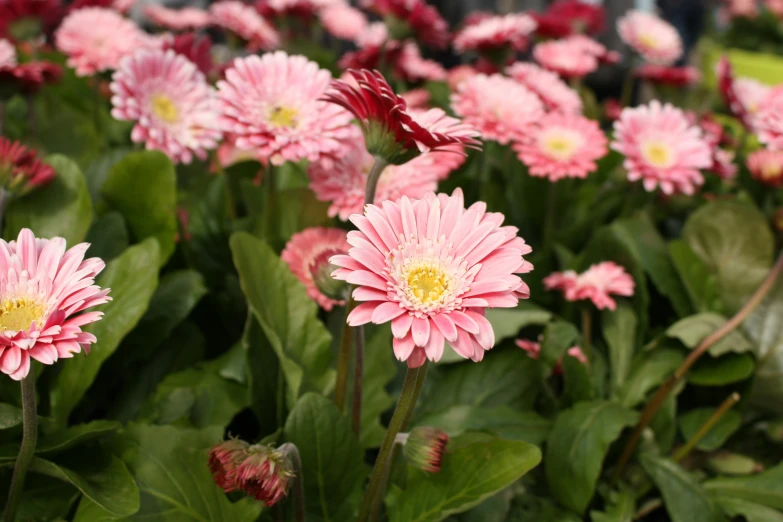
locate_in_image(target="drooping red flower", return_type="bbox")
[0,137,55,196]
[163,33,214,77]
[0,0,62,43]
[532,0,605,38]
[362,0,449,49]
[208,439,250,492]
[235,445,294,506]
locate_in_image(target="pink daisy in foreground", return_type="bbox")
[453,13,537,54]
[144,5,211,31]
[747,149,783,187]
[617,9,682,65]
[0,229,111,380]
[516,337,586,373]
[281,227,349,311]
[217,51,354,165]
[210,1,279,51]
[0,39,15,68]
[754,88,783,150]
[110,49,222,164]
[514,112,607,182]
[319,4,368,41]
[534,38,598,79]
[451,73,544,144]
[55,7,157,76]
[506,62,582,114]
[611,101,712,195]
[544,261,634,311]
[331,189,534,367]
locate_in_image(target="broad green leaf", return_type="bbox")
[602,303,637,392]
[651,392,679,453]
[231,232,335,401]
[284,393,367,522]
[590,488,635,522]
[415,405,552,445]
[85,211,129,262]
[361,327,397,448]
[486,304,552,343]
[388,437,542,522]
[669,240,719,313]
[5,154,92,245]
[619,348,684,408]
[101,151,177,265]
[51,239,160,423]
[742,277,783,414]
[17,476,79,521]
[276,187,333,241]
[667,313,752,356]
[679,408,741,451]
[714,497,783,522]
[243,315,282,437]
[689,353,756,386]
[705,463,783,509]
[30,447,139,518]
[506,494,582,522]
[640,454,724,522]
[562,353,595,406]
[0,402,21,429]
[545,401,638,514]
[458,493,510,522]
[84,148,133,202]
[540,321,581,370]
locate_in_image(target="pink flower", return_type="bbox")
[398,41,446,82]
[514,112,608,182]
[217,51,354,165]
[163,33,214,77]
[453,13,537,54]
[544,261,634,311]
[532,0,605,38]
[451,73,544,144]
[747,149,783,187]
[400,88,430,110]
[235,446,293,507]
[0,137,55,196]
[110,49,221,165]
[564,34,619,64]
[362,0,449,49]
[144,5,211,31]
[208,439,250,492]
[319,4,368,41]
[767,0,783,16]
[636,64,701,87]
[0,39,15,68]
[401,427,448,473]
[55,7,158,76]
[216,135,259,169]
[210,1,279,51]
[735,77,772,118]
[0,229,111,380]
[617,9,682,65]
[534,38,598,79]
[611,101,712,195]
[506,62,582,114]
[725,0,759,18]
[331,189,534,367]
[447,64,479,91]
[516,337,587,373]
[754,87,783,150]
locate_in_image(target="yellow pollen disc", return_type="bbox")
[638,33,659,49]
[268,105,299,128]
[642,141,674,168]
[151,94,179,124]
[542,134,578,161]
[0,298,46,332]
[406,266,449,305]
[761,163,782,180]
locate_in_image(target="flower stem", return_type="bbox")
[613,252,783,481]
[365,156,388,206]
[543,181,558,253]
[333,300,355,410]
[280,443,305,522]
[620,67,635,108]
[673,393,740,463]
[262,164,277,244]
[352,325,364,437]
[3,373,38,522]
[581,307,592,361]
[358,365,426,522]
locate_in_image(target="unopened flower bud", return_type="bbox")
[0,137,55,198]
[310,249,348,301]
[235,444,294,506]
[208,439,250,492]
[707,452,763,475]
[399,427,449,473]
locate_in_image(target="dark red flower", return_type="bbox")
[255,0,317,21]
[364,0,450,49]
[635,64,701,87]
[603,98,622,121]
[402,427,449,473]
[0,0,62,42]
[532,0,605,38]
[164,33,214,77]
[235,446,293,507]
[208,439,250,492]
[0,61,61,93]
[717,55,755,129]
[338,40,403,72]
[0,137,55,196]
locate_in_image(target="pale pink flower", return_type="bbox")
[398,41,446,82]
[747,149,783,187]
[319,4,368,41]
[451,73,544,144]
[534,38,598,79]
[0,229,111,380]
[0,39,15,69]
[355,20,388,48]
[506,62,582,114]
[281,227,349,311]
[514,112,607,181]
[725,0,759,17]
[447,64,479,91]
[754,87,783,150]
[734,77,772,118]
[111,49,221,165]
[216,135,259,168]
[767,0,783,16]
[611,101,712,195]
[516,337,586,373]
[564,34,620,64]
[617,10,682,65]
[217,51,354,165]
[453,13,537,53]
[55,7,158,76]
[331,189,533,367]
[144,5,211,31]
[400,88,430,110]
[112,0,136,14]
[210,1,279,51]
[544,261,634,311]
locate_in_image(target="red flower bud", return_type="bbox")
[208,439,250,492]
[401,427,449,473]
[235,445,294,506]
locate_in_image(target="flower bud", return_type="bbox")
[707,452,763,476]
[208,439,250,492]
[0,137,55,198]
[235,445,294,506]
[400,427,449,473]
[309,249,348,301]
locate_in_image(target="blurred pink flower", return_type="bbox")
[735,77,772,118]
[362,0,449,49]
[506,62,582,114]
[210,0,279,51]
[725,0,759,17]
[453,13,537,54]
[516,337,587,373]
[0,39,15,68]
[281,227,349,310]
[564,34,619,64]
[144,5,211,31]
[331,189,533,367]
[163,33,214,77]
[0,137,55,196]
[397,41,446,82]
[533,38,598,79]
[617,9,682,65]
[446,64,479,91]
[544,261,634,311]
[208,439,249,492]
[767,0,783,16]
[636,64,701,86]
[400,88,430,110]
[611,101,712,195]
[319,4,368,41]
[747,149,783,187]
[235,446,293,507]
[754,87,783,150]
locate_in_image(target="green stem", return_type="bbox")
[543,182,558,253]
[352,326,364,436]
[262,165,277,244]
[581,307,592,361]
[620,67,635,108]
[3,373,37,522]
[280,443,305,522]
[358,365,426,522]
[333,300,355,410]
[365,157,388,206]
[673,393,740,462]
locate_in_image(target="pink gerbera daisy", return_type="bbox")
[55,7,158,76]
[514,112,607,181]
[0,229,111,380]
[533,38,598,79]
[447,64,479,91]
[331,188,534,367]
[110,49,222,165]
[611,101,712,195]
[400,88,430,109]
[544,261,634,311]
[210,1,279,51]
[398,41,446,82]
[617,9,682,65]
[735,77,772,118]
[217,51,354,165]
[281,227,349,311]
[144,5,211,31]
[319,4,368,41]
[747,149,783,187]
[564,34,620,64]
[0,38,15,68]
[453,13,537,54]
[506,62,582,114]
[754,87,783,150]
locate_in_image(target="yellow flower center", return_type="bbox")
[542,134,579,161]
[151,94,179,124]
[639,33,659,49]
[0,298,46,332]
[642,141,674,168]
[268,105,299,128]
[761,162,782,180]
[406,265,449,305]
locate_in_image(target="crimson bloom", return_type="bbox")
[532,0,605,38]
[362,0,450,49]
[0,137,55,197]
[0,0,62,43]
[636,64,701,87]
[0,41,62,95]
[235,445,294,506]
[162,33,214,77]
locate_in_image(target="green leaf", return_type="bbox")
[667,313,752,356]
[545,401,638,514]
[243,314,282,437]
[415,405,552,445]
[486,304,553,343]
[602,303,638,393]
[713,497,783,522]
[651,392,679,454]
[275,187,333,241]
[85,211,129,262]
[0,402,21,429]
[30,447,139,518]
[361,327,397,448]
[742,277,783,414]
[640,454,724,522]
[705,463,783,509]
[683,200,773,312]
[388,437,542,522]
[590,488,635,522]
[458,493,510,522]
[679,408,741,451]
[689,353,756,386]
[17,476,79,521]
[84,148,133,202]
[50,239,160,423]
[231,232,335,401]
[284,393,367,522]
[562,353,595,405]
[4,154,93,245]
[618,348,684,408]
[669,240,719,313]
[101,150,177,265]
[540,321,581,370]
[506,494,582,522]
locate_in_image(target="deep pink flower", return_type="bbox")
[144,5,211,31]
[747,149,783,187]
[281,227,349,311]
[331,189,533,367]
[617,9,682,65]
[514,112,608,182]
[208,439,250,492]
[754,87,783,150]
[506,62,582,114]
[338,23,401,72]
[362,0,449,49]
[564,34,619,64]
[217,51,354,165]
[0,42,62,94]
[451,73,544,144]
[531,0,605,38]
[210,1,279,52]
[453,13,537,54]
[235,446,294,506]
[534,38,598,79]
[163,33,214,77]
[0,0,62,43]
[0,137,55,196]
[544,261,634,311]
[636,64,701,87]
[319,3,368,41]
[611,101,712,195]
[0,229,111,380]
